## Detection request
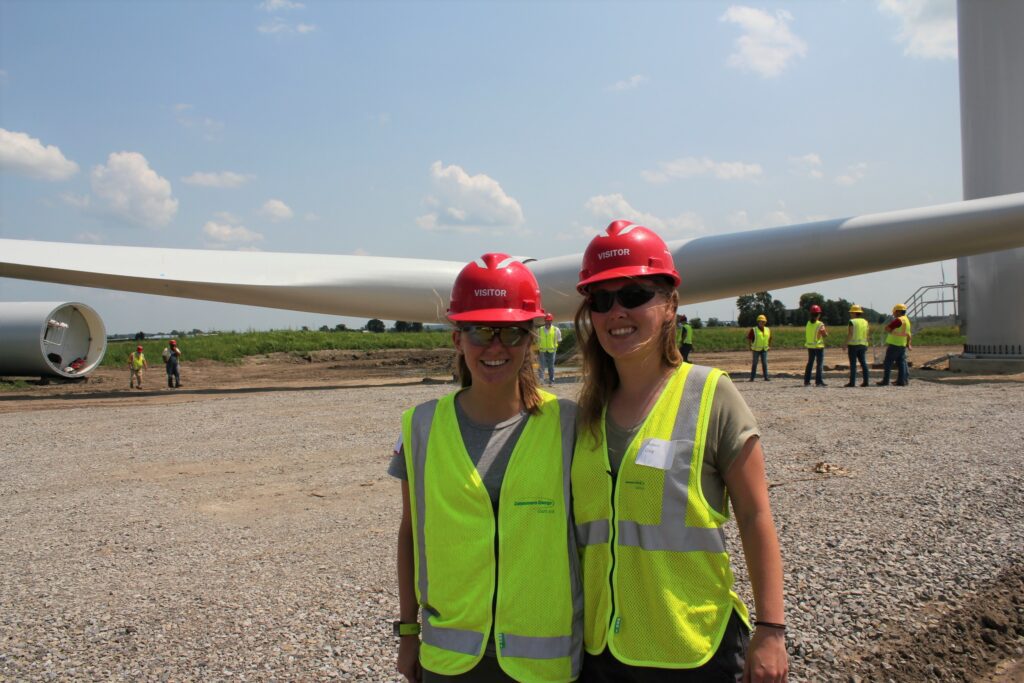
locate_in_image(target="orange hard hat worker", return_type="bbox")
[447,253,546,323]
[577,220,680,292]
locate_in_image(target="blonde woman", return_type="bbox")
[571,222,788,682]
[390,254,581,682]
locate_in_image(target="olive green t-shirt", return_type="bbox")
[606,373,759,514]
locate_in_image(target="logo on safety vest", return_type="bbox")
[514,498,554,514]
[474,288,507,297]
[598,248,630,260]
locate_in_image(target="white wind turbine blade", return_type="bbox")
[2,192,1024,322]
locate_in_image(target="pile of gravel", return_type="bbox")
[1,373,1021,681]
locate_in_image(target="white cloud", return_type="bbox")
[789,152,824,179]
[835,162,868,186]
[260,0,304,10]
[0,128,79,181]
[642,156,762,183]
[417,161,525,233]
[258,17,316,35]
[607,74,649,92]
[878,0,957,60]
[260,198,294,221]
[182,171,253,188]
[304,212,320,222]
[584,193,705,238]
[203,220,264,245]
[90,152,179,228]
[173,104,225,141]
[721,6,808,78]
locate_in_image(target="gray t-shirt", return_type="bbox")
[387,396,528,506]
[606,374,759,514]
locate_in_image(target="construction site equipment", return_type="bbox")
[0,302,106,379]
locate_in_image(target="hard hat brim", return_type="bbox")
[448,309,545,324]
[576,266,680,293]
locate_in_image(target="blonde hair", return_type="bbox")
[573,278,680,444]
[454,324,543,415]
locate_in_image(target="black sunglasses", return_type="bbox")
[459,325,532,347]
[587,284,661,314]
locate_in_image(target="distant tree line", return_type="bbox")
[736,291,886,328]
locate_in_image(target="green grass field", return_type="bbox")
[102,325,963,366]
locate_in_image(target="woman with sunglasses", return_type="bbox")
[391,253,582,683]
[571,222,788,683]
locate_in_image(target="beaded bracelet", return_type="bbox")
[754,620,787,631]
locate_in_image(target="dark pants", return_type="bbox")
[804,348,824,385]
[680,343,693,363]
[848,345,869,385]
[881,345,908,385]
[750,350,768,380]
[166,363,180,388]
[582,610,749,682]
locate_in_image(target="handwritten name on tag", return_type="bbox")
[635,439,674,470]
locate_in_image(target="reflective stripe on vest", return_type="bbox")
[538,326,559,352]
[403,391,582,681]
[751,326,770,351]
[885,316,911,347]
[849,318,868,346]
[571,364,749,668]
[805,321,825,348]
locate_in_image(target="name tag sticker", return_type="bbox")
[635,439,674,470]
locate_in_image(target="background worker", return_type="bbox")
[877,303,912,386]
[572,220,787,682]
[845,305,870,387]
[537,313,562,386]
[391,253,581,683]
[747,314,771,381]
[803,304,828,387]
[162,339,182,389]
[677,313,693,363]
[128,345,148,389]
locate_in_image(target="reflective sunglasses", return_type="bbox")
[587,284,661,314]
[459,325,532,347]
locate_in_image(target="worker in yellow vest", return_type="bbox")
[537,313,562,386]
[803,304,828,387]
[877,303,912,386]
[677,314,693,362]
[390,253,581,683]
[572,221,787,681]
[747,314,771,381]
[128,345,148,389]
[845,305,870,387]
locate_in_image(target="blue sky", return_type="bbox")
[0,0,961,333]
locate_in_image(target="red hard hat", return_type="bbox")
[544,313,553,322]
[809,304,822,314]
[447,253,545,323]
[170,339,177,346]
[577,220,680,293]
[136,345,143,351]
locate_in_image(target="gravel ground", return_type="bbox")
[2,369,1022,682]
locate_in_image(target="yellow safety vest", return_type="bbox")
[885,316,911,347]
[680,324,693,345]
[131,352,145,369]
[751,326,771,351]
[805,320,825,349]
[538,326,560,353]
[849,318,868,346]
[402,391,581,682]
[571,364,749,668]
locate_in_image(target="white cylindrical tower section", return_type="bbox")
[0,302,107,378]
[957,1,1024,358]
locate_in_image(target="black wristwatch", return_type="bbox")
[393,621,421,637]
